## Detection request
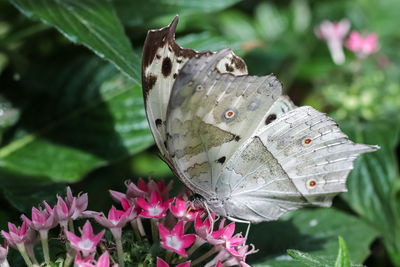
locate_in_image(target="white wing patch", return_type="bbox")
[221,106,379,222]
[166,50,284,197]
[142,16,247,164]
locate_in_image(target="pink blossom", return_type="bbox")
[125,178,149,199]
[170,196,198,221]
[315,19,350,64]
[74,253,95,267]
[65,187,95,220]
[215,222,246,256]
[94,204,137,239]
[21,206,57,233]
[66,221,104,256]
[194,213,224,245]
[346,31,378,58]
[156,257,190,267]
[1,222,32,247]
[158,221,196,257]
[137,191,170,219]
[0,241,8,265]
[75,252,117,267]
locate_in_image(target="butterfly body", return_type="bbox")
[142,16,379,223]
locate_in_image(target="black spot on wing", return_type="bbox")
[217,156,226,164]
[162,57,172,77]
[155,119,162,128]
[235,135,241,142]
[225,63,234,72]
[265,114,277,125]
[142,74,157,91]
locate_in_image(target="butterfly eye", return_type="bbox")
[307,179,317,189]
[302,138,312,146]
[196,84,203,91]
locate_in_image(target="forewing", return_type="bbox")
[224,106,378,222]
[142,16,247,162]
[166,49,284,196]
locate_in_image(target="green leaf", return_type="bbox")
[0,57,153,183]
[114,0,241,26]
[335,236,351,267]
[287,249,333,267]
[10,0,140,82]
[250,208,378,267]
[341,119,400,265]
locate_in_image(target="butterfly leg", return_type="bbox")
[227,216,251,241]
[202,201,216,233]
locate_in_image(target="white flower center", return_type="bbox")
[148,205,163,216]
[166,234,182,250]
[78,239,93,250]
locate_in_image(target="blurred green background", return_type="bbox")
[0,0,399,266]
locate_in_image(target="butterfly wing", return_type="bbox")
[165,49,291,198]
[142,16,247,163]
[221,106,379,222]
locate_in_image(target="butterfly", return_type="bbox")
[141,16,379,224]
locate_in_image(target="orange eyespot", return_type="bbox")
[307,179,317,189]
[302,138,312,146]
[225,110,235,119]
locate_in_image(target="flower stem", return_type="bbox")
[68,219,75,234]
[165,250,173,264]
[137,217,146,237]
[130,220,142,241]
[64,250,74,267]
[151,219,159,243]
[191,246,218,266]
[187,238,205,257]
[0,259,11,267]
[115,237,125,267]
[40,230,50,264]
[16,243,33,267]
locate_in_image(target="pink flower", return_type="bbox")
[74,253,95,267]
[66,221,104,256]
[75,252,117,267]
[315,19,350,64]
[346,31,378,58]
[137,191,170,219]
[0,241,8,265]
[215,222,246,256]
[125,178,149,199]
[158,221,196,257]
[194,213,224,245]
[1,222,32,247]
[94,204,137,239]
[66,187,89,217]
[156,257,190,267]
[170,196,198,221]
[21,206,57,233]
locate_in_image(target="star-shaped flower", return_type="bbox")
[156,257,190,267]
[137,191,170,219]
[170,196,198,221]
[158,221,196,257]
[94,204,136,239]
[66,221,104,256]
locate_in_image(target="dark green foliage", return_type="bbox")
[0,0,399,266]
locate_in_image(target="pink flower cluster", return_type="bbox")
[315,19,378,64]
[0,178,257,267]
[109,178,257,266]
